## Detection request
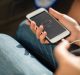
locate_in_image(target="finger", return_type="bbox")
[65,36,73,43]
[59,14,77,29]
[26,20,31,25]
[40,31,47,44]
[49,8,76,43]
[55,39,80,65]
[61,39,70,49]
[44,40,49,44]
[49,8,63,20]
[63,14,78,25]
[49,8,71,29]
[54,39,71,63]
[30,21,37,33]
[36,25,44,39]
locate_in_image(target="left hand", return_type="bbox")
[54,39,80,75]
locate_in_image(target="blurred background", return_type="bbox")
[0,0,74,36]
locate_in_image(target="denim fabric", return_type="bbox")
[0,34,53,75]
[16,20,57,72]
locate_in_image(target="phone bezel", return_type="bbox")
[26,8,70,43]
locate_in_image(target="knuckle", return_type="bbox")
[59,14,64,19]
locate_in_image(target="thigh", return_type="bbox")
[16,20,57,71]
[0,34,53,75]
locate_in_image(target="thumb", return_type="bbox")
[54,39,71,63]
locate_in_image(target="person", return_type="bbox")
[16,8,80,75]
[0,8,80,75]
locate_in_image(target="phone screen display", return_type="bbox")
[30,11,66,39]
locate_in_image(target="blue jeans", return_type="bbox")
[0,34,53,75]
[16,20,57,72]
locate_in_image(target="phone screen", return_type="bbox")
[30,11,66,39]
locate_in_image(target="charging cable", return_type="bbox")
[70,39,80,45]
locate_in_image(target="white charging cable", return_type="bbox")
[70,39,80,45]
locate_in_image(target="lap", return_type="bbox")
[16,20,57,72]
[0,34,53,75]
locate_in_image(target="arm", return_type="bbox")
[28,8,80,75]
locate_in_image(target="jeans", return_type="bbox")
[0,34,53,75]
[16,20,57,72]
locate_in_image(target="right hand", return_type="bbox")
[27,8,80,45]
[54,39,80,75]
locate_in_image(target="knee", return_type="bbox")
[0,34,16,45]
[0,34,12,52]
[0,34,11,41]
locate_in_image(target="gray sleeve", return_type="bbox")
[71,48,80,56]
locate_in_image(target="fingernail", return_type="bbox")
[44,31,47,34]
[62,39,70,45]
[49,7,52,10]
[62,39,65,42]
[40,25,43,29]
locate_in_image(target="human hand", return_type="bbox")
[54,39,80,75]
[27,8,80,45]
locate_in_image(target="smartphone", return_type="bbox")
[26,8,70,43]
